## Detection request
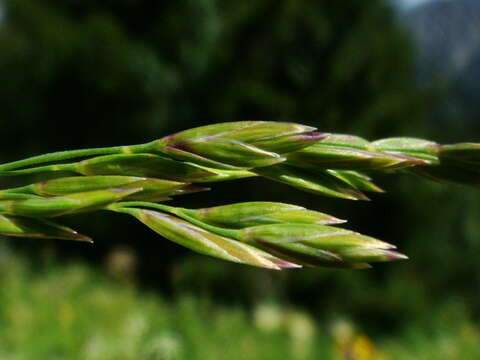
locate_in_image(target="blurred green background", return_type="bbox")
[0,0,479,358]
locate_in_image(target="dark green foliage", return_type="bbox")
[0,0,424,158]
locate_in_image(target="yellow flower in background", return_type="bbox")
[331,319,390,360]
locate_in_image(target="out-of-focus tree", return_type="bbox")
[0,0,425,157]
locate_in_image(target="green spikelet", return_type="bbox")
[0,188,141,218]
[1,176,208,202]
[176,202,344,229]
[0,215,91,242]
[74,154,216,182]
[155,121,324,169]
[120,208,300,270]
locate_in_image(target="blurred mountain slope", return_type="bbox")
[399,0,480,136]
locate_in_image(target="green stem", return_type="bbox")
[0,141,157,172]
[0,147,122,171]
[0,163,77,176]
[108,205,138,217]
[0,184,34,194]
[0,192,41,199]
[111,201,240,239]
[112,201,176,214]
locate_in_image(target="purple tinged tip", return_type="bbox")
[405,158,430,166]
[296,131,329,143]
[319,216,347,225]
[280,263,303,269]
[355,192,371,201]
[390,154,431,167]
[75,233,93,243]
[269,258,302,269]
[110,188,143,194]
[365,244,397,250]
[180,185,211,194]
[385,251,409,260]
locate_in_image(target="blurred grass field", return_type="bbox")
[0,243,479,360]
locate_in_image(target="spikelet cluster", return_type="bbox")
[0,121,477,269]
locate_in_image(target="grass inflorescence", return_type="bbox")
[0,121,478,269]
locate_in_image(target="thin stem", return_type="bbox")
[0,193,41,199]
[0,141,160,172]
[108,206,138,217]
[0,146,126,171]
[0,163,77,176]
[112,201,240,239]
[114,201,177,214]
[0,140,162,176]
[0,184,35,194]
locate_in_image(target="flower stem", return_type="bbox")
[0,163,77,176]
[0,142,158,172]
